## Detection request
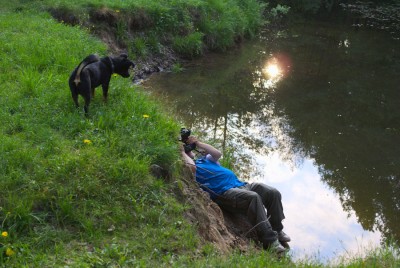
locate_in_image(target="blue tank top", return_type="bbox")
[195,156,245,195]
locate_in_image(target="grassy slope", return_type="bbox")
[0,9,198,266]
[0,1,398,267]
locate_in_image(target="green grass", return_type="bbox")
[0,2,399,267]
[0,10,195,266]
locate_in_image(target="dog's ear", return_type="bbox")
[120,53,128,59]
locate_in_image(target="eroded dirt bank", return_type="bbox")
[49,7,181,82]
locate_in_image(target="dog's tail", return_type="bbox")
[74,54,100,86]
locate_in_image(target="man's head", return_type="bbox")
[180,128,197,153]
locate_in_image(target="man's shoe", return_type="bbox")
[278,231,291,242]
[268,240,287,254]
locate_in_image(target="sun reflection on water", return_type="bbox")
[263,62,282,79]
[254,55,290,90]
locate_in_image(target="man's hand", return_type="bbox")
[179,143,185,153]
[186,136,198,146]
[180,143,196,173]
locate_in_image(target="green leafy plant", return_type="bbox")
[171,63,184,73]
[172,32,204,59]
[131,37,148,56]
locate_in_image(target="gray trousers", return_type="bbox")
[214,182,285,244]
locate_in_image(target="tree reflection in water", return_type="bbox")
[143,18,400,247]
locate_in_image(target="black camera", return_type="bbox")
[180,128,196,153]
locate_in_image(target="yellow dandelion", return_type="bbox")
[113,74,118,77]
[5,248,15,257]
[143,114,150,118]
[83,139,92,145]
[115,10,120,13]
[1,231,8,237]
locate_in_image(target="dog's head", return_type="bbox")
[111,53,135,78]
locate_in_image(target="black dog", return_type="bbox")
[69,53,135,115]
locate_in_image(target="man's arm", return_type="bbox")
[187,136,222,161]
[180,144,197,173]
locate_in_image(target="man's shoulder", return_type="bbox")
[195,155,215,164]
[205,154,219,163]
[195,157,206,164]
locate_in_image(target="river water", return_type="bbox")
[143,16,400,263]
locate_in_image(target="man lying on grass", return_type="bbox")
[180,135,291,254]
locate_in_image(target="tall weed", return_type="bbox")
[173,32,204,58]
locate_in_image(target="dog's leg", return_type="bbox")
[69,79,80,109]
[102,83,110,103]
[101,78,111,102]
[80,77,91,116]
[83,95,90,116]
[72,92,79,108]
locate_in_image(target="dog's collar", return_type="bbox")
[106,56,115,73]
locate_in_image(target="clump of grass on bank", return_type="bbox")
[329,241,400,268]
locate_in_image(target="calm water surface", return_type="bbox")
[143,18,400,263]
